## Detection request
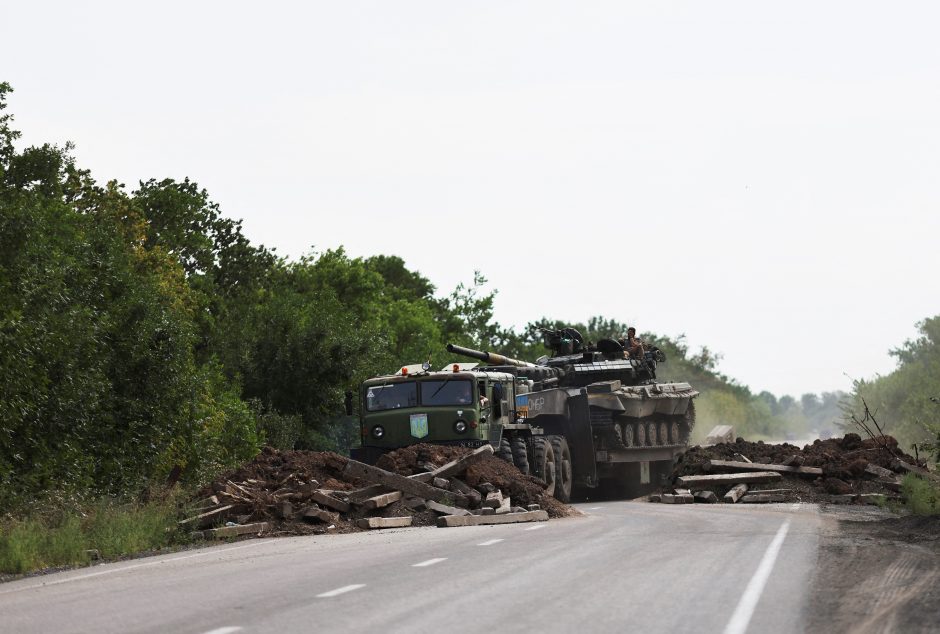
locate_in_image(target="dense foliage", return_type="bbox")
[0,84,862,510]
[850,317,940,461]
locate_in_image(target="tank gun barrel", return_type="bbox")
[446,343,537,368]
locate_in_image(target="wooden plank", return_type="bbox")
[693,491,718,503]
[356,516,413,529]
[179,504,236,528]
[864,463,896,480]
[895,460,940,483]
[344,459,468,507]
[723,483,748,503]
[361,490,403,510]
[426,500,471,516]
[424,444,495,480]
[437,510,548,527]
[311,490,351,513]
[346,484,392,502]
[740,494,786,504]
[448,477,482,508]
[707,460,823,477]
[202,522,270,539]
[677,472,782,489]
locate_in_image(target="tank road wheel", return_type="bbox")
[668,421,680,444]
[511,437,530,475]
[658,422,668,447]
[532,438,556,497]
[496,437,513,463]
[621,422,634,448]
[636,423,646,447]
[646,422,657,446]
[550,436,573,503]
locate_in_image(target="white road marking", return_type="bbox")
[722,519,792,634]
[201,628,243,634]
[523,525,546,531]
[478,539,504,546]
[0,540,272,596]
[412,558,447,567]
[588,506,603,510]
[316,584,366,598]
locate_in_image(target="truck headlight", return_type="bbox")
[371,425,385,439]
[454,420,468,434]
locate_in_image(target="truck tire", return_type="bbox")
[511,437,530,475]
[496,437,512,463]
[531,437,556,497]
[549,436,573,503]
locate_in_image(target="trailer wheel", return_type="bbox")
[511,437,530,475]
[532,438,556,497]
[549,436,573,503]
[496,437,513,463]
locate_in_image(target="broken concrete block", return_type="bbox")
[179,504,236,529]
[661,493,693,504]
[678,472,783,489]
[480,507,496,516]
[495,497,512,515]
[648,494,662,503]
[740,493,786,503]
[864,463,896,480]
[343,459,467,507]
[275,500,293,519]
[433,477,451,490]
[448,478,482,508]
[526,504,541,512]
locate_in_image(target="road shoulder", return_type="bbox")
[807,508,940,633]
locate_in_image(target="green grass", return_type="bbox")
[901,473,940,516]
[0,497,187,575]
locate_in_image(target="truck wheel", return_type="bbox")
[496,437,512,463]
[511,437,530,475]
[532,438,556,497]
[550,436,573,503]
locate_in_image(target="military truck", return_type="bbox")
[349,328,698,502]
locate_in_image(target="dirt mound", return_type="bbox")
[190,444,572,538]
[669,434,926,504]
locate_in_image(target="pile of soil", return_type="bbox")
[669,433,927,503]
[193,443,571,537]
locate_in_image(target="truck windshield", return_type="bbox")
[421,380,474,406]
[365,382,418,411]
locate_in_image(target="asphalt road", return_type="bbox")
[0,501,822,634]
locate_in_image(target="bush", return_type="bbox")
[901,474,940,516]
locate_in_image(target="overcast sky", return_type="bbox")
[5,1,939,397]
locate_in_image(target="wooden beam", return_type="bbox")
[723,483,748,503]
[343,459,468,507]
[356,517,413,529]
[437,510,548,527]
[310,490,351,513]
[677,472,782,489]
[706,460,823,477]
[360,490,403,510]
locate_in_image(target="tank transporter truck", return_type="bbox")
[350,328,698,502]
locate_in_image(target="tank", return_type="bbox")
[446,327,699,494]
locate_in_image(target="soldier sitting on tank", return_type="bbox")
[624,327,645,360]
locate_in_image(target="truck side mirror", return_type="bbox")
[344,391,354,416]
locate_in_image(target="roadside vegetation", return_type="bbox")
[2,81,938,573]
